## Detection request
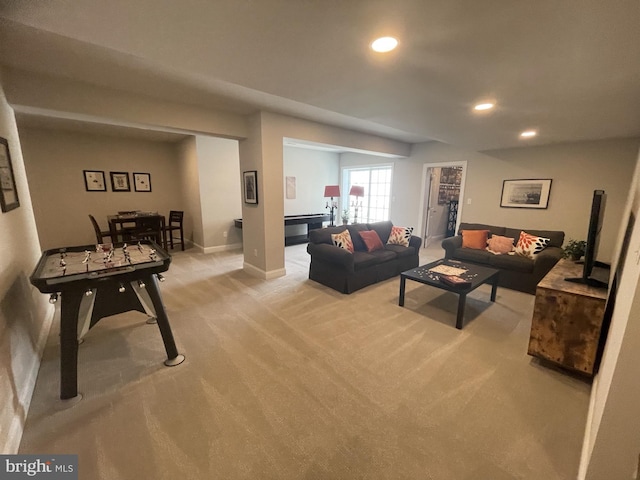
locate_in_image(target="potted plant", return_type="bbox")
[341,209,350,225]
[563,239,586,261]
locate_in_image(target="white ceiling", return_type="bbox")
[1,0,639,150]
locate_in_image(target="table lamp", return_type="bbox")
[324,185,340,226]
[349,185,364,224]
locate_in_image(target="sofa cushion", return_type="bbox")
[331,229,354,253]
[347,224,369,252]
[458,223,506,237]
[505,227,564,248]
[452,247,493,264]
[387,226,414,247]
[486,235,515,254]
[359,230,385,252]
[368,249,397,263]
[489,252,534,273]
[367,221,393,244]
[515,231,550,259]
[385,244,416,258]
[461,229,489,249]
[352,251,383,270]
[310,225,345,245]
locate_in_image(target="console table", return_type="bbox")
[234,213,329,245]
[528,259,608,376]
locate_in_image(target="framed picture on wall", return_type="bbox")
[0,136,20,212]
[110,171,131,192]
[243,170,258,204]
[500,179,552,209]
[133,172,152,192]
[83,170,107,192]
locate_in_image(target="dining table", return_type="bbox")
[107,211,167,248]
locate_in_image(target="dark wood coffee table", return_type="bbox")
[398,259,500,329]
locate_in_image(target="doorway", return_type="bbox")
[418,162,467,248]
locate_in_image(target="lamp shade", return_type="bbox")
[324,185,340,197]
[349,185,365,197]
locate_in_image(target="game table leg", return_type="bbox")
[59,290,84,400]
[145,273,185,366]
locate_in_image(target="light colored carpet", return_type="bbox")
[19,243,591,479]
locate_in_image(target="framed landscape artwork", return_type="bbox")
[83,170,107,192]
[243,170,258,204]
[0,136,20,212]
[110,171,131,192]
[500,179,552,209]
[133,172,152,192]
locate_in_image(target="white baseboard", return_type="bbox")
[4,304,55,453]
[242,262,286,280]
[200,242,242,255]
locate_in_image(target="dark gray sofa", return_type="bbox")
[441,222,565,294]
[307,221,422,293]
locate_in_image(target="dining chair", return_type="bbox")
[131,215,165,248]
[163,210,185,251]
[89,214,114,244]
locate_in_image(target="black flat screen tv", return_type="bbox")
[565,189,609,288]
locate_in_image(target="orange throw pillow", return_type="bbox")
[461,229,489,250]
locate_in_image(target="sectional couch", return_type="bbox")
[307,221,421,293]
[441,222,565,294]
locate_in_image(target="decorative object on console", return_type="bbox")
[349,185,364,223]
[341,208,349,225]
[331,229,354,253]
[133,172,152,192]
[83,169,106,193]
[0,136,20,212]
[387,225,414,247]
[562,238,586,261]
[461,229,489,249]
[515,231,551,259]
[324,185,340,226]
[243,170,258,204]
[110,171,131,192]
[500,179,552,209]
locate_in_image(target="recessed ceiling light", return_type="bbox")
[520,130,538,138]
[473,103,495,111]
[371,37,398,53]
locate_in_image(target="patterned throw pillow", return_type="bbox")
[387,226,414,247]
[359,230,384,252]
[515,231,550,259]
[461,230,489,249]
[486,235,515,255]
[331,229,354,253]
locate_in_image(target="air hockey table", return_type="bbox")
[30,240,184,401]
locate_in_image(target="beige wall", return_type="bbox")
[195,136,242,251]
[19,127,185,250]
[0,74,52,453]
[579,150,640,479]
[176,136,201,248]
[283,146,339,235]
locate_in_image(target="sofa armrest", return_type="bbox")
[532,246,563,279]
[441,236,462,259]
[409,235,422,250]
[307,243,355,271]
